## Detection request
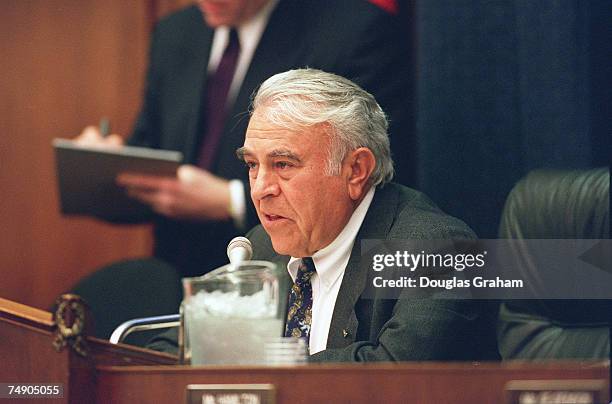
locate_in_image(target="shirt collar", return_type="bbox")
[237,0,278,45]
[214,0,278,45]
[288,187,376,290]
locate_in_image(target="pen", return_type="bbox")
[99,117,111,137]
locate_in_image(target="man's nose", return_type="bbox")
[250,168,280,200]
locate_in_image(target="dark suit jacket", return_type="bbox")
[126,1,414,277]
[148,183,499,361]
[248,183,499,361]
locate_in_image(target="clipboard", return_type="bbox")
[53,138,183,221]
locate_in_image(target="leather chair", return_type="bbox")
[68,258,183,347]
[497,168,610,359]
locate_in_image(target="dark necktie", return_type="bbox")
[285,257,316,342]
[198,29,241,169]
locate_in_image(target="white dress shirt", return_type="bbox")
[287,187,376,354]
[206,0,279,105]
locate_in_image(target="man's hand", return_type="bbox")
[74,125,124,148]
[117,165,232,221]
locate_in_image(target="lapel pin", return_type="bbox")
[342,329,351,338]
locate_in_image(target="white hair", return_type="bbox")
[250,68,394,186]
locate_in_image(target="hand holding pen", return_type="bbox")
[99,117,111,137]
[74,117,124,147]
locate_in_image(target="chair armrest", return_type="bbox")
[109,314,180,344]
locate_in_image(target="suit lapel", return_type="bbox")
[234,0,305,111]
[214,0,307,172]
[181,10,214,163]
[326,185,400,348]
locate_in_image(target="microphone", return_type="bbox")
[226,236,253,266]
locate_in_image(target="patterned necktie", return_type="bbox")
[285,257,316,341]
[198,28,241,169]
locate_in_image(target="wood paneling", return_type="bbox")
[0,0,161,309]
[96,363,609,403]
[0,298,177,403]
[1,297,609,403]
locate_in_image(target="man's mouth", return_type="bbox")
[262,212,288,224]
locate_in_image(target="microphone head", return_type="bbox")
[227,236,253,263]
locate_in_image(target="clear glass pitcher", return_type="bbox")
[180,260,289,365]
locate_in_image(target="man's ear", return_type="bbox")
[344,147,376,200]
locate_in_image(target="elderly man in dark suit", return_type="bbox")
[219,68,499,360]
[148,68,498,360]
[76,0,414,278]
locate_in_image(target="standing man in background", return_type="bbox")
[77,0,414,277]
